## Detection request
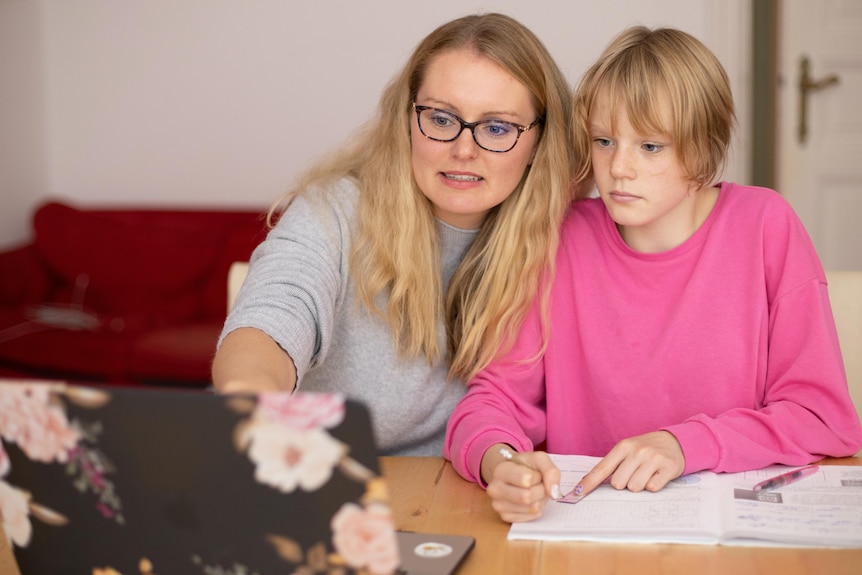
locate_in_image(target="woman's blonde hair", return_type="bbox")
[573,26,736,188]
[269,13,575,381]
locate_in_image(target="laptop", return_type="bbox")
[0,380,473,575]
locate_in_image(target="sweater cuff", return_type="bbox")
[661,420,720,475]
[462,429,534,488]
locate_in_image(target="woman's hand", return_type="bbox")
[481,444,561,523]
[570,431,685,500]
[212,327,297,393]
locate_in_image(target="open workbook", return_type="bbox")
[508,454,862,548]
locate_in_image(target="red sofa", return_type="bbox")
[0,199,267,387]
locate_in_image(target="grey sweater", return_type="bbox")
[219,178,478,455]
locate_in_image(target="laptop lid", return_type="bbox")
[0,381,402,574]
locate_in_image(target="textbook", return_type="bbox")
[508,454,862,548]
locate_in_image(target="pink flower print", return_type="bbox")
[331,502,399,575]
[246,423,345,492]
[255,392,345,431]
[96,502,115,519]
[0,383,80,464]
[0,479,32,548]
[89,468,106,490]
[65,444,125,525]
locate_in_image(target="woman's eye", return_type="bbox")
[430,115,454,128]
[481,122,513,138]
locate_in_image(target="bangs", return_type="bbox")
[592,51,673,138]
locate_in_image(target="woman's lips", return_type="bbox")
[443,172,482,182]
[440,171,483,188]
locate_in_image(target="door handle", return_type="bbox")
[798,56,839,144]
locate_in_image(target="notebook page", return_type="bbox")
[507,454,722,543]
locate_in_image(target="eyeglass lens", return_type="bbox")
[416,107,524,152]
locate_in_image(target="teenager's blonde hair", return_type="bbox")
[269,13,575,381]
[573,26,736,188]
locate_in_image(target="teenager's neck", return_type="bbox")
[618,185,720,253]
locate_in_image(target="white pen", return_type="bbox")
[498,446,536,469]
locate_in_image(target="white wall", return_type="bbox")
[0,0,749,249]
[0,1,48,250]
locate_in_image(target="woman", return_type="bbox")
[212,13,576,456]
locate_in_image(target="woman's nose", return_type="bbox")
[451,127,480,159]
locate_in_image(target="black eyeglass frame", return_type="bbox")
[412,103,543,153]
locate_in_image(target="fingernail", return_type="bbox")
[551,484,561,500]
[574,484,584,496]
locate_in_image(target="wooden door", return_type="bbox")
[777,0,862,270]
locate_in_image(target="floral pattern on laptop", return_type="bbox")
[231,391,399,575]
[0,381,120,550]
[1,382,399,575]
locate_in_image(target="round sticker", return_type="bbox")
[413,542,453,558]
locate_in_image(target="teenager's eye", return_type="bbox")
[642,143,663,153]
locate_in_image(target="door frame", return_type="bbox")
[751,0,779,189]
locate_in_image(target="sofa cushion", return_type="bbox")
[0,201,266,387]
[0,244,52,306]
[131,322,223,383]
[0,308,134,380]
[33,202,219,320]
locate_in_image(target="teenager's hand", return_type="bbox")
[568,431,685,501]
[481,444,561,523]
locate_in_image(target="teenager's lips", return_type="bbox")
[608,190,640,203]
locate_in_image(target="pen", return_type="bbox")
[752,465,819,491]
[498,446,537,470]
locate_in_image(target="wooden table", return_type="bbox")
[2,457,860,575]
[381,456,862,575]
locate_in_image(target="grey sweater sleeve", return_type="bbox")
[218,179,478,455]
[218,181,355,381]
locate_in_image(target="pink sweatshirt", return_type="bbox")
[445,183,862,483]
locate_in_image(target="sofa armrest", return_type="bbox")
[0,244,52,306]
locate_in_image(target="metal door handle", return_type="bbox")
[799,56,839,144]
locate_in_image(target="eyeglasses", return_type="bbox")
[412,103,542,153]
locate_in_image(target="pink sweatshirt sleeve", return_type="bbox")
[665,278,862,474]
[661,193,862,472]
[443,303,548,484]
